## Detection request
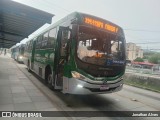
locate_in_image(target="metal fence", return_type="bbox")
[126,66,160,76]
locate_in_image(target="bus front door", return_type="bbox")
[54,26,70,89]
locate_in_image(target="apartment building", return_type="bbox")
[126,42,143,61]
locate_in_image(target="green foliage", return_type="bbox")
[143,51,156,59]
[134,57,144,62]
[149,53,160,64]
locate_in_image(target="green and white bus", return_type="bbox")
[23,12,126,94]
[11,44,25,63]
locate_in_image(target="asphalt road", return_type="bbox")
[17,62,160,120]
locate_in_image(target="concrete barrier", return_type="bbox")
[124,73,160,92]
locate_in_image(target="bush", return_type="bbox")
[134,57,144,62]
[149,53,160,64]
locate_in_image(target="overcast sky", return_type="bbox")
[13,0,160,50]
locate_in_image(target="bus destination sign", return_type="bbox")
[84,17,118,33]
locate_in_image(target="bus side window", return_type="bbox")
[30,40,33,50]
[36,36,42,49]
[42,32,48,49]
[27,42,29,51]
[35,40,38,49]
[28,41,32,51]
[25,43,28,51]
[48,28,57,48]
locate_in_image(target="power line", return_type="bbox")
[125,33,143,40]
[126,38,160,41]
[149,49,160,50]
[135,42,160,44]
[39,0,71,13]
[124,29,160,33]
[125,34,160,41]
[125,34,160,44]
[142,47,160,50]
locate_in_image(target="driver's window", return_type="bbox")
[111,40,118,53]
[111,40,123,59]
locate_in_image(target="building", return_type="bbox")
[126,42,143,61]
[132,61,155,69]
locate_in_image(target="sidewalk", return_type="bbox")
[0,54,65,119]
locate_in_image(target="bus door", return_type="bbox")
[54,26,70,87]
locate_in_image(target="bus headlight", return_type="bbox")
[77,84,83,88]
[19,56,23,59]
[71,71,85,80]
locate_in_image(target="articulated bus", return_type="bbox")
[11,44,25,63]
[23,12,126,94]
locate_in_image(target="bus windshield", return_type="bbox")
[77,25,125,66]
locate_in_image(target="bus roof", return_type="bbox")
[26,12,124,43]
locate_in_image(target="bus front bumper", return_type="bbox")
[62,77,123,95]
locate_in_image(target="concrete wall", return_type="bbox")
[124,73,160,92]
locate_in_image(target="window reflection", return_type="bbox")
[77,26,124,66]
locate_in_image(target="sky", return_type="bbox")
[13,0,160,51]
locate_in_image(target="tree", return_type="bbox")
[143,51,156,59]
[134,57,144,62]
[149,53,160,64]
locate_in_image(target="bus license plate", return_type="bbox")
[100,85,109,90]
